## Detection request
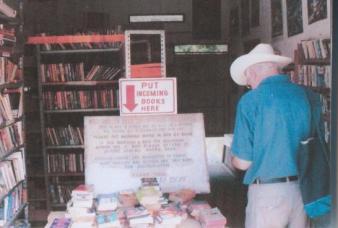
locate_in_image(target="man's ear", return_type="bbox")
[245,67,255,85]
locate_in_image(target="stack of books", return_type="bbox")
[136,178,165,211]
[47,153,84,174]
[298,39,331,60]
[43,89,115,110]
[0,151,25,198]
[118,190,137,208]
[0,58,21,83]
[96,193,119,212]
[67,184,96,228]
[40,63,122,82]
[40,63,85,82]
[187,201,212,220]
[96,211,121,228]
[49,181,77,205]
[168,189,196,205]
[154,204,187,228]
[96,193,122,227]
[125,207,153,227]
[0,93,14,124]
[199,208,227,228]
[0,89,23,124]
[295,65,331,88]
[0,122,23,155]
[49,218,71,228]
[85,65,121,81]
[0,1,16,18]
[0,183,25,226]
[46,126,84,146]
[47,180,229,228]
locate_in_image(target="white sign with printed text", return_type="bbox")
[119,78,177,115]
[84,114,210,194]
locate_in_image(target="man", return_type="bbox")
[230,43,311,228]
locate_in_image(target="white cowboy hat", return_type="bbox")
[230,43,292,85]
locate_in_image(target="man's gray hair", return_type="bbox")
[247,62,282,74]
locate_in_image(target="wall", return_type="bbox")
[24,0,230,43]
[229,0,331,58]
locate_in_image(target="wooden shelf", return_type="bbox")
[47,172,84,177]
[44,108,119,113]
[4,203,28,227]
[51,203,66,208]
[27,34,124,45]
[39,47,121,55]
[0,2,27,225]
[0,144,24,162]
[0,48,13,57]
[27,154,43,159]
[27,174,45,178]
[0,81,23,90]
[309,87,330,94]
[0,180,24,203]
[46,145,84,150]
[300,59,330,65]
[298,85,330,94]
[29,198,47,202]
[0,14,19,25]
[42,80,119,87]
[0,116,23,130]
[33,35,124,212]
[29,209,49,222]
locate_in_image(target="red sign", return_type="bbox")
[119,78,177,115]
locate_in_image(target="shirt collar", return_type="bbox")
[258,74,290,87]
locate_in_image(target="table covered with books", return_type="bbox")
[45,179,228,228]
[45,115,231,228]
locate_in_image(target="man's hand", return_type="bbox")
[231,156,252,170]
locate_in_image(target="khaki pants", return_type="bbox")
[245,181,309,228]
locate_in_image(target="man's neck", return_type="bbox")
[251,70,280,89]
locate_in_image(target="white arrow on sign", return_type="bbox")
[119,78,177,116]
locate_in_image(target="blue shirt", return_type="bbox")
[231,75,311,185]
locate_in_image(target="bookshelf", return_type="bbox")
[0,0,28,226]
[29,33,124,212]
[290,38,331,143]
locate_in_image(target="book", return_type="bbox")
[96,193,119,211]
[0,0,16,18]
[47,153,83,174]
[71,184,94,208]
[187,201,211,219]
[0,184,24,225]
[43,89,115,110]
[70,221,95,228]
[49,182,77,204]
[46,126,83,146]
[136,186,162,205]
[96,211,121,228]
[141,177,160,188]
[199,208,227,228]
[72,184,94,198]
[40,63,85,82]
[28,31,124,51]
[85,65,121,81]
[118,190,138,207]
[154,204,187,227]
[125,206,153,226]
[49,218,71,228]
